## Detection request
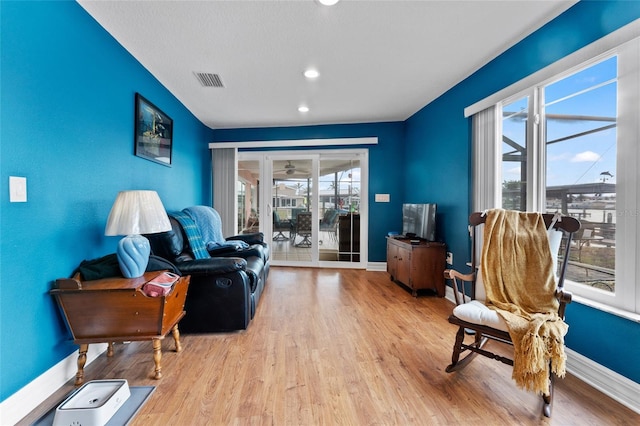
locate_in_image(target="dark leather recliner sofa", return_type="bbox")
[146,216,269,333]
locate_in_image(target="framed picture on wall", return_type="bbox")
[134,93,173,166]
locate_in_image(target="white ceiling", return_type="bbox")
[78,0,576,130]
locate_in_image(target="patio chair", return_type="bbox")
[289,208,306,242]
[444,209,580,417]
[294,212,312,247]
[319,209,340,245]
[272,211,291,241]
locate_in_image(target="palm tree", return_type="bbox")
[294,182,306,195]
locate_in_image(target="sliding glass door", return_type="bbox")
[237,149,367,268]
[319,155,361,262]
[271,155,314,263]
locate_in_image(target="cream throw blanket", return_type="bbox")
[481,209,568,395]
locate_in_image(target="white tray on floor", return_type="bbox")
[53,380,130,426]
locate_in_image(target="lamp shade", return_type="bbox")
[105,190,171,236]
[105,191,171,278]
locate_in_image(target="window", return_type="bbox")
[500,57,619,294]
[544,57,617,294]
[502,96,530,211]
[472,37,640,316]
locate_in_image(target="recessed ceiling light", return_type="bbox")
[298,106,310,113]
[317,0,340,6]
[304,69,320,79]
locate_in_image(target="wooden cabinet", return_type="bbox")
[338,213,360,261]
[50,271,190,384]
[387,240,411,285]
[386,237,446,297]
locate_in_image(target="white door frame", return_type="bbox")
[238,148,368,268]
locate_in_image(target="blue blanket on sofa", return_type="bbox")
[169,211,211,260]
[183,206,248,251]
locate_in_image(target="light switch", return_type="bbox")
[375,193,390,202]
[9,176,27,202]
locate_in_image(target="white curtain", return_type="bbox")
[211,147,237,237]
[471,105,500,266]
[472,105,500,212]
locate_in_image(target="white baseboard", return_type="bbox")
[444,286,640,414]
[565,347,640,414]
[0,343,107,425]
[366,261,387,271]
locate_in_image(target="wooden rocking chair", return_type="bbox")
[445,210,580,417]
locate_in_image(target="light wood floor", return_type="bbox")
[271,230,339,262]
[21,267,638,425]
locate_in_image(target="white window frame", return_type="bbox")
[470,21,640,319]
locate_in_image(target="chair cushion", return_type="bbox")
[548,228,562,276]
[452,300,509,332]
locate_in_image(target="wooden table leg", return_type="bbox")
[107,342,114,357]
[172,324,182,353]
[152,338,162,380]
[75,343,89,386]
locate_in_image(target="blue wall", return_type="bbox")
[2,0,639,405]
[404,0,640,383]
[0,1,212,400]
[213,122,406,262]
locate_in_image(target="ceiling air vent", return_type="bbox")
[194,72,224,88]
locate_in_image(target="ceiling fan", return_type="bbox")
[284,161,296,175]
[275,161,308,176]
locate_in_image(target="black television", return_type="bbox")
[402,203,437,241]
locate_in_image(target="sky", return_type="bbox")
[502,56,617,189]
